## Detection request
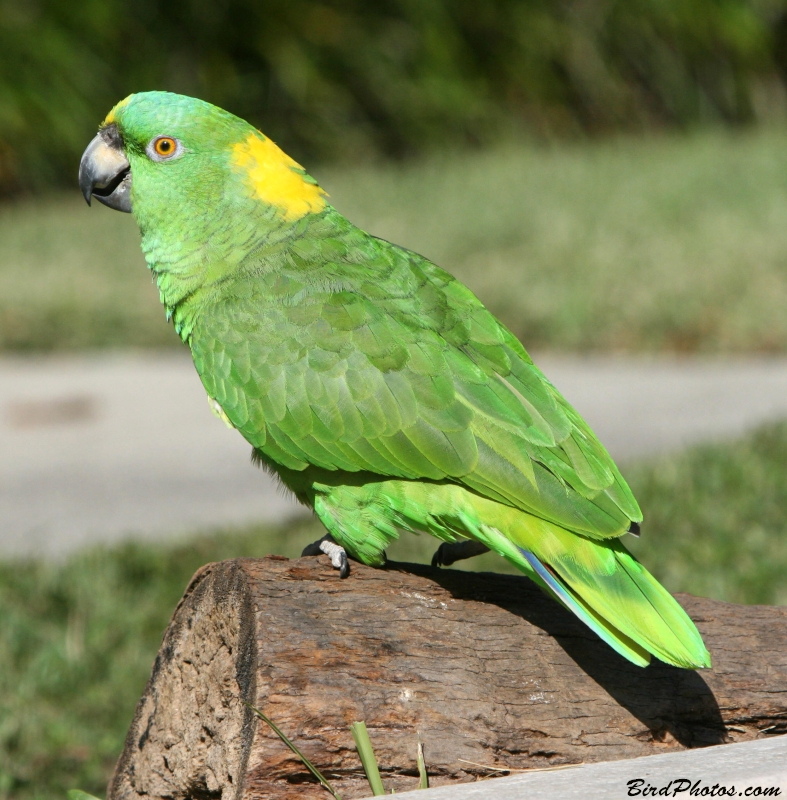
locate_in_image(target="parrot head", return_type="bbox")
[79,91,327,233]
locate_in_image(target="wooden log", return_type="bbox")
[108,556,787,800]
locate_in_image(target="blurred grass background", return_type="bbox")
[5,126,787,353]
[4,0,787,797]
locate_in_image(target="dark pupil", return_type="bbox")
[159,140,171,152]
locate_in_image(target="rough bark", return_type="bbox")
[108,556,787,800]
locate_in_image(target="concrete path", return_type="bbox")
[383,735,787,800]
[4,352,787,559]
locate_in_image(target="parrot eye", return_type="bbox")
[154,137,176,156]
[147,136,184,162]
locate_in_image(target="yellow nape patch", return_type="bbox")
[103,95,133,126]
[231,133,327,221]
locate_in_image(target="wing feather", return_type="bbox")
[191,225,642,540]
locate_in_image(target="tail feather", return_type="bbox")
[458,499,711,669]
[612,548,710,668]
[518,547,651,666]
[536,535,709,669]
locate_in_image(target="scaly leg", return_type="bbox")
[301,534,350,578]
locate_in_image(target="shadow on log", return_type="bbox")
[108,556,787,800]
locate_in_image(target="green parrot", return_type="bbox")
[79,91,710,670]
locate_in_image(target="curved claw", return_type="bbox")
[338,552,350,579]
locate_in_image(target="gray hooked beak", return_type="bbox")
[78,127,132,213]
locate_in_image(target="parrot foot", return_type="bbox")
[431,539,490,568]
[301,535,350,578]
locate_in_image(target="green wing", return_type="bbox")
[191,213,641,541]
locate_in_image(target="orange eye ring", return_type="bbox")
[153,136,177,157]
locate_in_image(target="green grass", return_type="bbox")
[627,421,787,607]
[0,199,167,351]
[3,421,787,800]
[0,520,325,800]
[4,127,787,353]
